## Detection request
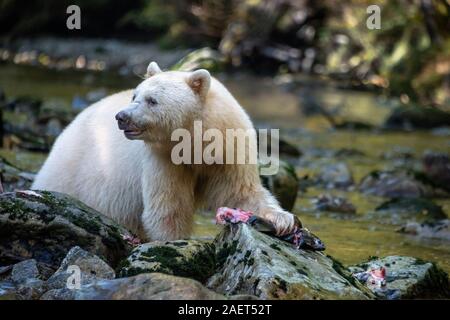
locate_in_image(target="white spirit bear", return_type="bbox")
[32,62,296,241]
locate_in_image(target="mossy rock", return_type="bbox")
[171,48,225,73]
[207,224,374,299]
[384,106,450,130]
[260,160,299,212]
[0,190,133,269]
[118,240,216,283]
[349,256,450,299]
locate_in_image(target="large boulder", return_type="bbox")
[118,240,216,283]
[0,190,133,270]
[349,256,450,299]
[41,273,225,300]
[207,223,373,299]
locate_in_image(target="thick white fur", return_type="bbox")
[32,65,295,241]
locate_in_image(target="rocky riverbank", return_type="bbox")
[0,190,448,300]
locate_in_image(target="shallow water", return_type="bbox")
[1,64,449,273]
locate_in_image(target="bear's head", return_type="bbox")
[115,61,211,143]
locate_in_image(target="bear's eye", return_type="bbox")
[146,97,157,106]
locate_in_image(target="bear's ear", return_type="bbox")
[187,69,211,99]
[146,61,162,78]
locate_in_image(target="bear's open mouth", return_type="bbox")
[124,129,143,137]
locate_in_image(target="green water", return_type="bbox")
[1,63,449,273]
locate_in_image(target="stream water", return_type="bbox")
[1,63,449,273]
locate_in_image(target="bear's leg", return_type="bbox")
[141,161,195,241]
[204,166,297,236]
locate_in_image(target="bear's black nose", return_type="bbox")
[115,111,128,123]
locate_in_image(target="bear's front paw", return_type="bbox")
[271,211,298,236]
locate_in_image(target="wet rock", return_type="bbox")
[397,220,450,241]
[0,190,132,269]
[15,278,47,300]
[316,162,353,189]
[46,246,115,290]
[207,223,373,299]
[260,160,299,211]
[422,151,450,192]
[384,106,450,130]
[0,156,35,191]
[41,273,224,300]
[350,256,450,299]
[0,281,18,300]
[311,194,356,214]
[374,198,447,224]
[359,170,447,198]
[118,240,215,283]
[171,48,225,72]
[11,259,39,284]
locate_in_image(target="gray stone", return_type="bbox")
[349,256,450,299]
[359,170,448,198]
[397,220,450,241]
[372,198,447,225]
[317,162,353,189]
[41,273,225,300]
[207,223,373,299]
[46,246,115,290]
[11,259,39,284]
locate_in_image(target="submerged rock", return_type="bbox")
[384,106,450,130]
[359,170,447,198]
[41,273,224,300]
[397,220,450,241]
[373,198,447,225]
[422,151,450,193]
[350,256,450,299]
[316,162,353,189]
[0,190,132,269]
[118,240,216,283]
[260,160,299,212]
[311,194,356,214]
[207,223,373,299]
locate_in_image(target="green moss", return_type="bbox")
[270,243,281,251]
[216,240,238,269]
[121,242,216,283]
[327,255,359,287]
[1,199,29,221]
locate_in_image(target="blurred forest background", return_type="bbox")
[0,0,449,107]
